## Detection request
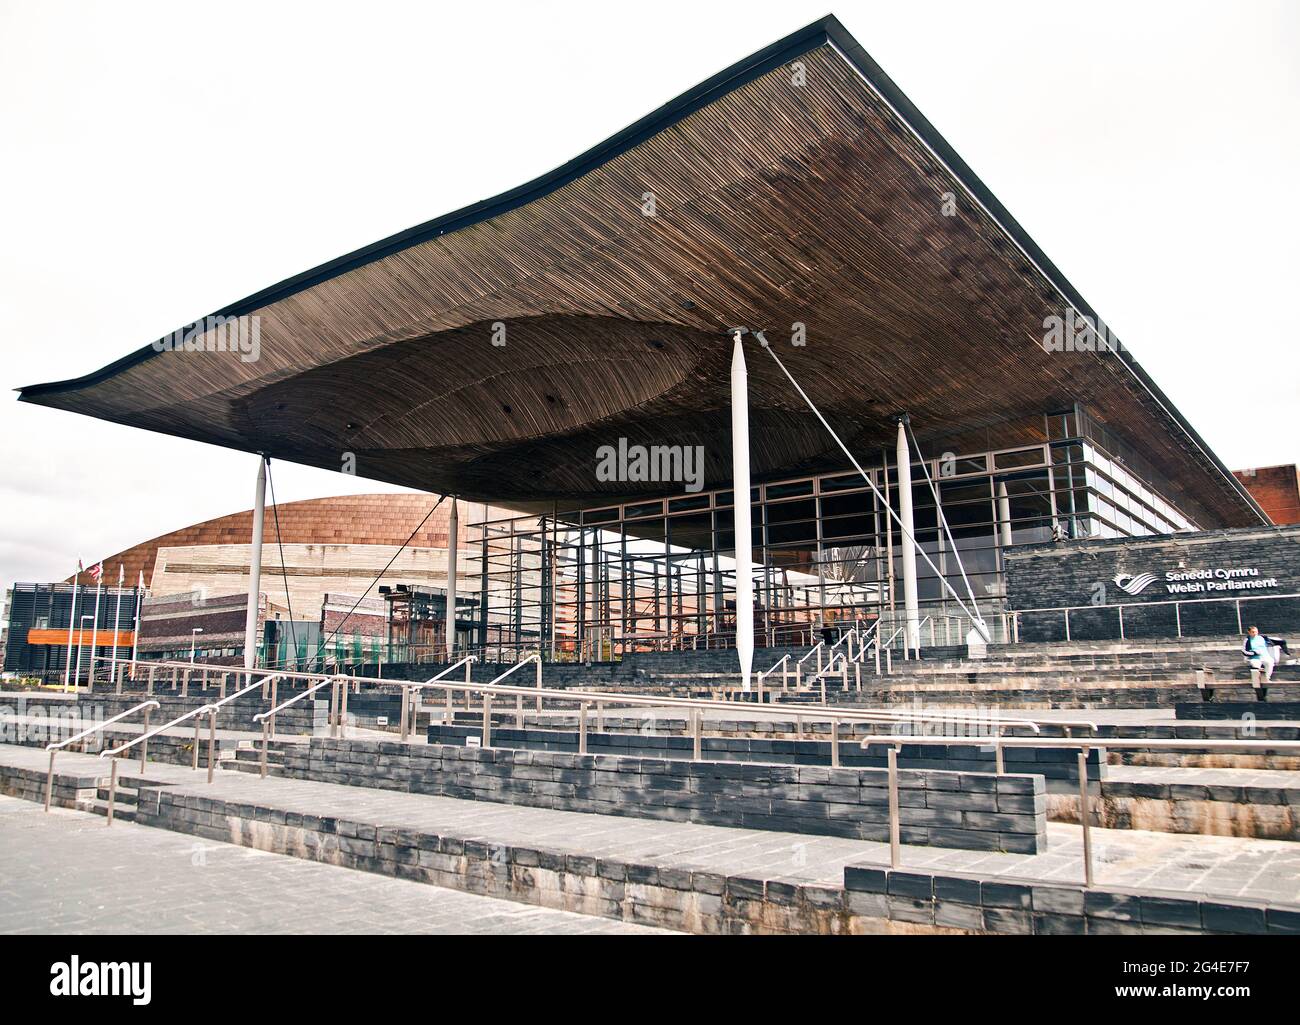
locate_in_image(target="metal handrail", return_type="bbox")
[795,641,825,668]
[252,677,334,723]
[100,704,216,758]
[45,700,160,753]
[136,658,1071,736]
[43,699,160,817]
[756,653,792,696]
[860,732,1300,884]
[1009,590,1300,616]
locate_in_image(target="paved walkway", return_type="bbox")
[2,743,1297,905]
[0,796,674,935]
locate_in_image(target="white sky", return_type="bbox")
[1,0,1297,592]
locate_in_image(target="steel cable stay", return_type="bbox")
[306,494,446,667]
[753,333,990,642]
[903,416,984,628]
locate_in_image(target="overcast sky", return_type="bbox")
[1,0,1297,592]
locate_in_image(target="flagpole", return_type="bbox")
[110,564,125,687]
[63,567,80,692]
[88,570,103,689]
[131,570,144,672]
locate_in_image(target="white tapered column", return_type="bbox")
[243,456,267,676]
[731,331,753,691]
[895,420,920,653]
[445,497,459,660]
[997,481,1013,551]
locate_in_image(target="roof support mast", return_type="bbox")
[731,329,754,691]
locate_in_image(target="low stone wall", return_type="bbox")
[1049,781,1300,841]
[842,864,1299,934]
[0,762,99,809]
[121,782,1294,935]
[427,724,1104,782]
[279,738,1047,853]
[1177,701,1300,722]
[131,786,938,934]
[1,724,234,768]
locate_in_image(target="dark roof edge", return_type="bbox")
[17,15,843,401]
[17,12,1265,525]
[815,22,1266,525]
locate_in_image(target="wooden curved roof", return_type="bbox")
[19,16,1264,527]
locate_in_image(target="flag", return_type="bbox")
[77,558,83,574]
[118,564,125,584]
[89,562,103,582]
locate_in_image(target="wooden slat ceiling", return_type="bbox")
[19,23,1262,528]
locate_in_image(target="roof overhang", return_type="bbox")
[18,15,1267,527]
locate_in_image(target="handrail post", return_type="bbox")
[207,709,217,784]
[269,677,278,739]
[482,692,492,748]
[830,718,840,767]
[535,655,542,713]
[148,665,155,694]
[106,756,118,827]
[692,709,702,761]
[192,716,201,770]
[260,721,269,778]
[1175,602,1182,638]
[399,684,410,741]
[596,702,604,732]
[1117,605,1125,641]
[887,744,901,868]
[445,685,454,725]
[329,680,339,738]
[579,703,588,754]
[139,707,150,772]
[515,690,524,729]
[340,678,349,738]
[44,750,55,812]
[1079,746,1094,887]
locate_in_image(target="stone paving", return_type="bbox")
[0,795,675,935]
[2,743,1297,905]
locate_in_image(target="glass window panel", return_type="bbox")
[821,492,872,518]
[765,480,813,500]
[994,448,1045,470]
[820,472,871,492]
[624,501,663,519]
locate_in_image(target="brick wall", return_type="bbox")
[1234,465,1300,526]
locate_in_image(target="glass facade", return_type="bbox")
[470,406,1205,661]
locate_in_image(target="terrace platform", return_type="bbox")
[2,741,1297,934]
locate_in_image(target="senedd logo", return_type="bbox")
[1113,572,1158,596]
